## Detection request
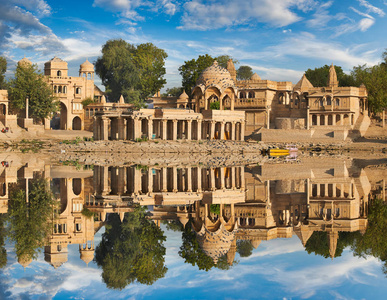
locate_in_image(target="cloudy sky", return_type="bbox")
[1,227,387,299]
[0,0,386,90]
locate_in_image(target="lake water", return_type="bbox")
[0,155,386,299]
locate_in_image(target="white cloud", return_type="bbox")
[358,17,375,31]
[357,0,385,17]
[178,0,319,30]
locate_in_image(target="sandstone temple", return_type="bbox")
[0,57,371,142]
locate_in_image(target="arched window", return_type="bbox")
[76,223,82,232]
[335,98,340,106]
[57,245,62,252]
[326,96,332,105]
[57,70,62,77]
[240,92,246,99]
[248,92,254,99]
[54,86,57,93]
[76,87,81,94]
[63,86,67,93]
[319,98,324,107]
[58,86,62,93]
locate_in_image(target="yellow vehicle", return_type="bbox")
[268,148,290,156]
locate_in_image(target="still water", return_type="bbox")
[0,156,387,299]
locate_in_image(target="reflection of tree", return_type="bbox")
[178,221,238,271]
[95,207,167,290]
[351,199,387,275]
[0,215,7,268]
[162,219,184,232]
[237,240,254,258]
[179,221,215,271]
[305,231,360,259]
[8,176,55,262]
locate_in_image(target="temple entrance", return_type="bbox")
[60,102,67,130]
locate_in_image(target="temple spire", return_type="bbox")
[328,63,338,88]
[227,59,237,82]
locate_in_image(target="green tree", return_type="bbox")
[95,39,167,108]
[8,176,55,262]
[305,231,360,259]
[305,65,357,87]
[8,62,58,120]
[95,207,167,290]
[179,55,238,94]
[351,64,387,113]
[237,66,254,80]
[216,55,239,69]
[237,240,254,257]
[351,199,387,275]
[179,221,215,271]
[179,54,214,95]
[209,101,220,110]
[0,214,7,269]
[0,56,7,89]
[161,87,184,97]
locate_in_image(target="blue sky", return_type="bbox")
[1,226,387,299]
[1,0,387,91]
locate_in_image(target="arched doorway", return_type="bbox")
[72,116,82,130]
[60,102,67,130]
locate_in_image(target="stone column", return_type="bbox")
[148,118,153,140]
[102,166,110,195]
[266,108,270,129]
[220,167,225,189]
[210,168,215,191]
[172,120,178,140]
[187,120,192,140]
[102,118,109,141]
[333,114,336,126]
[172,166,178,192]
[162,120,167,140]
[93,116,99,140]
[231,122,236,140]
[134,118,141,139]
[197,120,202,140]
[148,169,153,194]
[306,106,310,130]
[324,115,328,126]
[162,168,167,192]
[187,167,192,192]
[197,167,202,192]
[210,121,216,140]
[220,122,225,140]
[231,167,236,189]
[240,121,245,141]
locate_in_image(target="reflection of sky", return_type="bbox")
[1,225,386,300]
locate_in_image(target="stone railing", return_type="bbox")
[233,98,267,108]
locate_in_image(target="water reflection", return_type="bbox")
[0,158,386,293]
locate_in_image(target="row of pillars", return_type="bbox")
[94,166,245,196]
[94,116,245,141]
[311,183,354,199]
[310,113,353,126]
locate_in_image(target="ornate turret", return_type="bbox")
[79,59,94,79]
[79,243,95,266]
[44,56,68,77]
[294,226,314,247]
[226,238,237,266]
[250,73,261,81]
[119,95,125,104]
[18,254,32,269]
[250,240,261,249]
[227,59,237,82]
[328,64,338,88]
[176,90,189,108]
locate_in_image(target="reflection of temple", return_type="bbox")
[1,156,385,269]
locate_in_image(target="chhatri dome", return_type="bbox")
[79,59,94,72]
[18,57,32,67]
[195,223,236,264]
[195,60,236,94]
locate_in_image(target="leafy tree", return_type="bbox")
[305,231,360,259]
[209,101,220,110]
[351,199,387,275]
[351,64,387,113]
[8,62,58,121]
[95,39,167,108]
[95,207,167,290]
[305,65,357,87]
[179,54,238,94]
[179,221,215,271]
[216,55,239,69]
[81,97,95,107]
[161,87,184,97]
[162,219,184,232]
[237,66,253,80]
[0,56,7,89]
[237,240,254,257]
[179,54,214,95]
[0,214,7,269]
[8,176,56,262]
